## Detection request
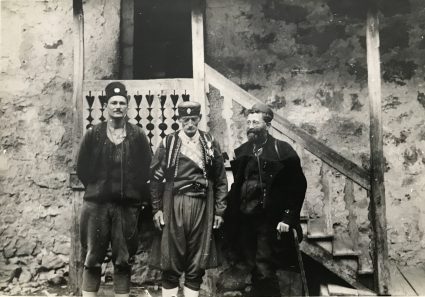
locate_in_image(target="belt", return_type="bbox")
[174,182,207,195]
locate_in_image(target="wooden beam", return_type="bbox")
[71,0,85,166]
[205,64,370,190]
[69,0,84,294]
[120,0,134,79]
[191,0,207,130]
[366,10,390,295]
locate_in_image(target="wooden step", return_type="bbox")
[320,284,330,296]
[300,222,308,237]
[316,240,333,254]
[327,283,359,296]
[357,253,373,275]
[321,283,376,296]
[307,218,334,239]
[332,234,360,257]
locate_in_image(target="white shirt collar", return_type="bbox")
[179,130,200,143]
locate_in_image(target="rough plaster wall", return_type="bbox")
[0,0,74,292]
[0,0,120,293]
[84,0,121,80]
[206,0,425,266]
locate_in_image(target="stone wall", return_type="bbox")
[205,0,425,267]
[0,0,120,294]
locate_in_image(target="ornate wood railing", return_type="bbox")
[82,79,194,148]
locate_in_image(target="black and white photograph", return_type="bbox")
[1,0,425,296]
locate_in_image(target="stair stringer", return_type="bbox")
[300,240,372,292]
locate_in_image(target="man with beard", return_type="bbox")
[225,103,307,297]
[149,101,228,297]
[77,82,152,297]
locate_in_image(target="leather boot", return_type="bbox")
[162,286,179,297]
[183,286,199,297]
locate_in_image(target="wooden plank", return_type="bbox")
[332,234,360,257]
[389,266,417,296]
[399,266,425,295]
[300,242,368,291]
[320,163,334,237]
[307,218,334,239]
[366,10,389,295]
[69,0,84,294]
[357,253,374,275]
[191,0,207,130]
[83,78,194,92]
[69,190,84,295]
[320,284,330,296]
[120,0,134,79]
[205,64,370,191]
[356,288,377,296]
[71,0,85,167]
[327,284,358,296]
[316,241,333,254]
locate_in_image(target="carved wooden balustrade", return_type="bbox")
[82,79,194,148]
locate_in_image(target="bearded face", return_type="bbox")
[246,113,269,143]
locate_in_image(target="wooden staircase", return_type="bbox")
[204,64,377,295]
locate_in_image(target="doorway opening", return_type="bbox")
[133,0,193,79]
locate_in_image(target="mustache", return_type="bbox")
[247,128,262,135]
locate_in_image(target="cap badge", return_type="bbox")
[114,88,120,93]
[187,108,191,115]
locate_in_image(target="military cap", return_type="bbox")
[105,82,128,102]
[177,101,201,117]
[249,103,274,122]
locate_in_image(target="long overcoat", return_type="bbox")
[224,134,307,269]
[149,130,228,270]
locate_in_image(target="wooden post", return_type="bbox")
[69,0,85,294]
[120,0,134,79]
[191,0,207,130]
[366,9,390,295]
[71,0,84,164]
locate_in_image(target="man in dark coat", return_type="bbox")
[149,101,228,297]
[225,103,307,297]
[77,82,152,297]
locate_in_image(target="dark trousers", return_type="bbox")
[239,214,281,297]
[80,201,140,293]
[162,194,207,291]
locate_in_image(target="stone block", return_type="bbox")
[41,252,66,270]
[16,240,37,256]
[0,264,21,283]
[19,268,32,283]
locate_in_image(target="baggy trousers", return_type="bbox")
[162,194,207,291]
[80,201,140,293]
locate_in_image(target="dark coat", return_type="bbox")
[224,134,307,268]
[76,122,152,205]
[149,130,228,270]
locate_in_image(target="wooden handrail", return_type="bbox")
[205,63,370,191]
